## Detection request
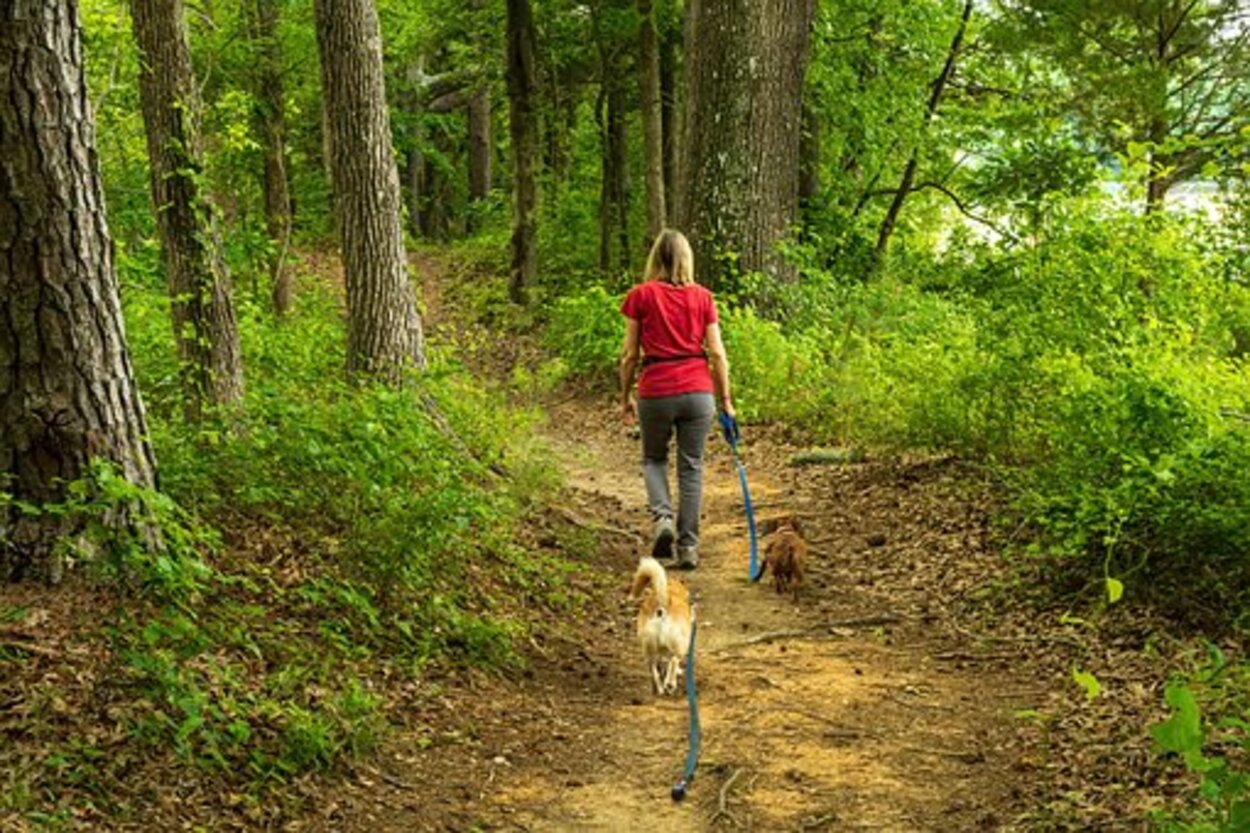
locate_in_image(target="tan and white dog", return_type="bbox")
[630,556,694,696]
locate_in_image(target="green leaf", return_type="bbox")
[1229,799,1250,829]
[1151,683,1206,770]
[1072,666,1102,701]
[1106,577,1124,604]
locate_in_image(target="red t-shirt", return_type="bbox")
[620,280,719,398]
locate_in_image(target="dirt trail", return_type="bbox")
[332,256,1041,831]
[475,401,1027,832]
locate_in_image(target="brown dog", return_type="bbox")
[762,515,807,601]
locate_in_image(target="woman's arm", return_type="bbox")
[619,317,641,420]
[704,322,734,418]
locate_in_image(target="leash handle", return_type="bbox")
[672,613,699,801]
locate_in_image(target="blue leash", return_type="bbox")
[671,615,699,801]
[719,412,763,583]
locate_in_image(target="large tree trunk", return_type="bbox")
[506,0,539,304]
[132,0,244,417]
[252,0,294,316]
[874,0,971,259]
[468,84,492,209]
[638,0,667,238]
[1,0,158,581]
[678,0,815,290]
[314,0,426,380]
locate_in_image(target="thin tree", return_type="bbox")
[638,0,667,236]
[506,0,539,304]
[314,0,426,379]
[468,82,493,225]
[251,0,294,315]
[595,3,632,276]
[874,0,972,259]
[678,0,815,290]
[1,0,158,581]
[132,0,245,416]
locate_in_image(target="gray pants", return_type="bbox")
[638,392,716,550]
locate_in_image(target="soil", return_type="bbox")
[320,396,1043,832]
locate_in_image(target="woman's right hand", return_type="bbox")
[621,395,638,425]
[720,397,735,421]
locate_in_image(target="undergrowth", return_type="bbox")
[1,254,576,825]
[537,204,1250,618]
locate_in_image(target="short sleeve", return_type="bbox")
[621,285,645,319]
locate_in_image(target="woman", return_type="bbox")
[619,229,734,570]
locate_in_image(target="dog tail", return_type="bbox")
[631,556,669,615]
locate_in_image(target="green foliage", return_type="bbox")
[543,285,622,379]
[1152,649,1250,831]
[1,260,575,819]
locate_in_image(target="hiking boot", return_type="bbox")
[675,545,698,570]
[651,516,675,561]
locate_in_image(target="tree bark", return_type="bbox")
[314,0,426,380]
[1,0,158,581]
[659,0,678,214]
[132,0,244,417]
[597,24,631,276]
[638,0,667,238]
[873,0,972,260]
[468,84,492,205]
[506,0,539,304]
[251,0,294,316]
[678,0,815,290]
[1145,113,1171,214]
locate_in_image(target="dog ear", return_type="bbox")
[790,516,805,537]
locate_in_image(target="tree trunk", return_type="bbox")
[638,0,667,238]
[468,83,492,210]
[678,0,815,290]
[659,0,678,214]
[597,86,613,274]
[314,0,426,380]
[401,62,426,239]
[251,0,294,316]
[132,0,244,417]
[874,0,971,260]
[1,0,158,581]
[611,81,631,272]
[597,39,632,276]
[1145,114,1171,214]
[506,0,539,304]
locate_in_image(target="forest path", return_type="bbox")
[339,253,1043,831]
[488,399,1030,831]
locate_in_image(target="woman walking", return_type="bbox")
[619,229,734,569]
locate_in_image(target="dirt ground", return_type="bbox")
[320,394,1050,832]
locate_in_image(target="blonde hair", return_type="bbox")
[645,229,695,286]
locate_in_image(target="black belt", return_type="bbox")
[641,352,707,368]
